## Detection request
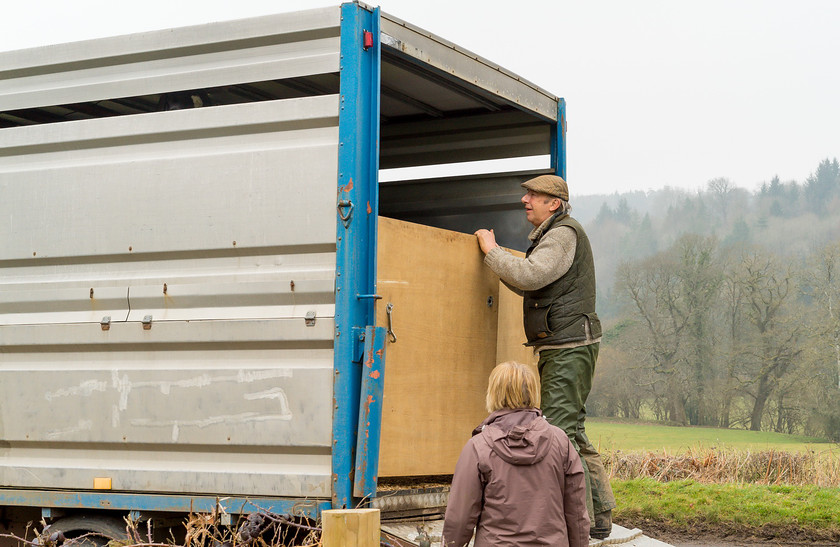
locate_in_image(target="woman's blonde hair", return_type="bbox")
[485,361,541,412]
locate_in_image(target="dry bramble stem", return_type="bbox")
[604,447,840,486]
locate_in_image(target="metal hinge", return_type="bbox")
[305,311,317,327]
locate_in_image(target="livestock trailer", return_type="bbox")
[0,0,565,539]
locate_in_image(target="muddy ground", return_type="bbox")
[625,518,840,547]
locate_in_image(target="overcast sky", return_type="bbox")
[2,0,839,196]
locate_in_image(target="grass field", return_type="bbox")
[585,419,840,543]
[613,478,840,543]
[586,417,835,453]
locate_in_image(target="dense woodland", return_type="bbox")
[582,158,840,441]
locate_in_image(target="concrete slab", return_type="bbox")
[591,524,674,546]
[381,520,674,546]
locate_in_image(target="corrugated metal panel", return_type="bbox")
[0,347,333,497]
[379,110,550,169]
[0,96,339,260]
[379,12,558,122]
[0,94,339,497]
[0,7,341,112]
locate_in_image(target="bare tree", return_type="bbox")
[733,249,802,431]
[590,344,646,419]
[713,247,747,428]
[617,251,692,424]
[805,242,840,388]
[707,177,735,224]
[616,235,723,425]
[797,242,840,440]
[675,235,721,426]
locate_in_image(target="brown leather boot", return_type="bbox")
[590,510,612,539]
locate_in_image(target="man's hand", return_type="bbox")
[474,229,499,254]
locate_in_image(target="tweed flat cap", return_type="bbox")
[521,174,569,201]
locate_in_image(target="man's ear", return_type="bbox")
[549,198,561,212]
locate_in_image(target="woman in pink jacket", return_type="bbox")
[442,361,590,547]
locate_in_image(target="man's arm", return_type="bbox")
[476,226,577,291]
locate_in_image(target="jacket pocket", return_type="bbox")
[524,296,554,341]
[585,312,602,339]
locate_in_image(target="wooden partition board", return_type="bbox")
[375,217,536,477]
[495,279,539,368]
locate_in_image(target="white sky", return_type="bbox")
[2,0,839,196]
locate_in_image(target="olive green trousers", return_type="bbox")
[538,344,616,519]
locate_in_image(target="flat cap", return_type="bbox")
[521,174,569,201]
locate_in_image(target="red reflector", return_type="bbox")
[363,30,374,50]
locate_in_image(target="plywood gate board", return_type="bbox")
[375,217,533,477]
[495,265,539,369]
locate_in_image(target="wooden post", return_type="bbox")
[321,509,380,547]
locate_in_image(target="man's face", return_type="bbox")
[521,190,560,227]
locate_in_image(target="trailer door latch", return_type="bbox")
[386,302,397,343]
[305,311,317,327]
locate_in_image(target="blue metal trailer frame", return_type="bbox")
[333,3,384,511]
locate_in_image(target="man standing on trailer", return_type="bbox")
[474,174,616,540]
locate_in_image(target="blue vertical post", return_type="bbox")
[333,3,381,509]
[550,98,567,180]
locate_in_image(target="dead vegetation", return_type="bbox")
[1,509,324,547]
[604,446,840,486]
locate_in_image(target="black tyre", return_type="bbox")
[44,515,129,547]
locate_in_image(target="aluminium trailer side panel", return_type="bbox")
[0,7,351,506]
[0,94,340,500]
[0,7,342,112]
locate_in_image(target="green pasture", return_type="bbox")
[588,419,840,541]
[613,478,840,541]
[585,418,834,453]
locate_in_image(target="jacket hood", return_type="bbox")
[475,408,554,466]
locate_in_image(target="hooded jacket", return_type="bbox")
[442,408,590,547]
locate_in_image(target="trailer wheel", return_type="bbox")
[43,515,129,547]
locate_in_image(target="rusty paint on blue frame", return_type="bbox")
[353,326,387,499]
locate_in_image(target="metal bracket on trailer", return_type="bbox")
[337,199,354,227]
